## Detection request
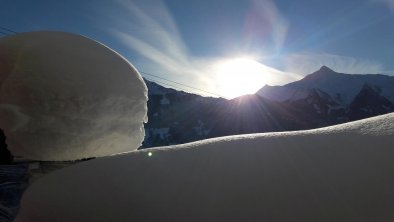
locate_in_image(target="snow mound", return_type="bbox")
[16,113,394,221]
[0,31,148,161]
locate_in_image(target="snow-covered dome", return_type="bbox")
[0,31,148,161]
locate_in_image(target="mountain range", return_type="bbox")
[142,66,394,148]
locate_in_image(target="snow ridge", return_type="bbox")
[16,113,394,222]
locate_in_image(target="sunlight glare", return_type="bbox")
[214,57,272,99]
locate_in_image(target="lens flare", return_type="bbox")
[213,57,272,99]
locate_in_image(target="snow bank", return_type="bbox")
[0,31,147,161]
[16,113,394,222]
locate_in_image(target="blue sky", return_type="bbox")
[1,0,394,98]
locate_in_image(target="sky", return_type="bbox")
[1,0,394,98]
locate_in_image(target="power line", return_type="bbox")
[0,31,9,36]
[142,72,226,98]
[0,26,17,34]
[144,77,216,97]
[141,71,226,98]
[144,77,193,93]
[144,77,228,99]
[0,26,225,98]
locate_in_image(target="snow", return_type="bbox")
[0,31,148,161]
[160,95,170,105]
[327,104,342,115]
[16,113,394,222]
[257,68,394,105]
[146,128,170,140]
[257,85,305,102]
[313,104,321,113]
[194,119,210,136]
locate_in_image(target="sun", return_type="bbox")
[214,57,271,99]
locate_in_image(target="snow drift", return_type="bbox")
[16,113,394,222]
[0,31,148,161]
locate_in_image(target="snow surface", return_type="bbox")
[16,113,394,222]
[0,31,148,161]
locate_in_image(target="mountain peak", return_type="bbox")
[301,66,338,82]
[318,65,335,73]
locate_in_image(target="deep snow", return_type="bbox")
[0,31,148,161]
[16,113,394,222]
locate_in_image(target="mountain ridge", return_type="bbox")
[257,66,394,105]
[142,67,394,148]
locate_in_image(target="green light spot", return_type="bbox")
[148,152,153,157]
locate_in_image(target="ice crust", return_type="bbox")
[0,31,148,161]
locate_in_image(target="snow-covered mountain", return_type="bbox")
[143,79,226,147]
[257,66,394,105]
[143,68,394,148]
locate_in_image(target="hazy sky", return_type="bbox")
[1,0,394,98]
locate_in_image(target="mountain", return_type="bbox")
[257,66,394,104]
[142,67,394,148]
[348,84,394,120]
[143,79,226,147]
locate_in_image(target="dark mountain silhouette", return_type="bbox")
[142,67,394,148]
